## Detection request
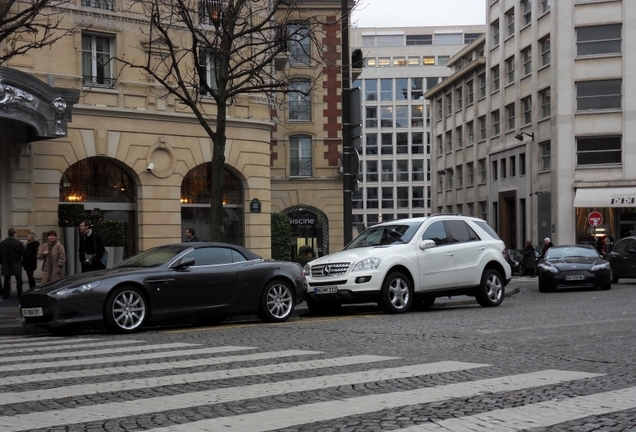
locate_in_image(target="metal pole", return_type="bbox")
[342,0,353,245]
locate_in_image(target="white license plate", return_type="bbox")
[565,275,586,281]
[21,307,43,317]
[314,286,338,295]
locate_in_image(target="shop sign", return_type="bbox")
[587,211,603,227]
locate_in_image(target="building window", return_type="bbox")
[393,57,407,67]
[436,98,443,119]
[446,130,453,153]
[378,57,390,67]
[412,132,424,154]
[522,46,532,76]
[82,0,113,9]
[506,8,515,37]
[510,155,516,177]
[365,134,377,155]
[382,187,393,209]
[576,136,621,166]
[479,116,486,141]
[465,33,481,44]
[436,33,462,45]
[423,56,435,65]
[492,160,498,181]
[522,96,532,124]
[456,126,463,148]
[413,187,425,208]
[540,140,551,170]
[411,105,424,127]
[521,0,531,26]
[455,86,463,110]
[467,202,475,217]
[541,36,551,66]
[466,80,474,105]
[480,200,488,220]
[576,79,621,111]
[506,103,515,131]
[366,57,377,67]
[397,187,409,208]
[437,134,443,154]
[396,106,408,128]
[366,106,378,128]
[467,162,474,185]
[446,171,453,190]
[287,21,311,65]
[445,92,452,116]
[492,65,500,91]
[438,55,450,66]
[427,77,439,89]
[412,160,424,181]
[408,56,420,66]
[479,72,486,98]
[381,106,393,128]
[366,160,378,182]
[288,79,311,120]
[520,153,526,175]
[540,88,550,118]
[289,135,312,176]
[396,160,409,181]
[365,79,377,101]
[411,78,424,99]
[492,109,500,136]
[367,188,378,209]
[500,158,506,179]
[506,56,515,84]
[577,24,621,56]
[82,33,115,87]
[491,19,500,46]
[541,0,550,13]
[479,159,487,183]
[382,160,394,181]
[377,35,403,46]
[467,121,474,145]
[396,78,408,101]
[406,34,432,45]
[380,79,393,101]
[457,165,463,187]
[381,133,393,155]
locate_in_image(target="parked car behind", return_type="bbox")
[606,236,636,283]
[537,244,611,292]
[303,214,511,314]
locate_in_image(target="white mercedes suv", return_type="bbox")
[303,215,511,314]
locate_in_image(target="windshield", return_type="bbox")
[346,222,422,249]
[545,246,599,260]
[114,245,191,268]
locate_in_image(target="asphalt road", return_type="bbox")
[0,276,635,431]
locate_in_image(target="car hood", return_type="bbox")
[23,267,160,295]
[544,257,605,269]
[309,245,408,265]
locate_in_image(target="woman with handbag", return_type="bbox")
[38,230,66,284]
[78,220,106,273]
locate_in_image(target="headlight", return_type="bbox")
[539,264,559,274]
[55,281,101,296]
[352,257,381,272]
[591,263,610,272]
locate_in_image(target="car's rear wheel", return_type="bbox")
[379,272,413,314]
[104,286,148,333]
[475,269,504,307]
[259,280,294,323]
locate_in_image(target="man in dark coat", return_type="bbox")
[78,220,106,273]
[24,232,40,288]
[0,228,26,298]
[522,240,537,276]
[185,228,206,242]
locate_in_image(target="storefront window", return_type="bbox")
[575,207,616,246]
[60,157,135,203]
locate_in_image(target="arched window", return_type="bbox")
[181,164,244,245]
[60,157,134,203]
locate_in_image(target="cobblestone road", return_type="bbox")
[0,277,635,431]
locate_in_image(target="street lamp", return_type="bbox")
[515,132,535,141]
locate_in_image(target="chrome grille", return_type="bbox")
[20,295,56,308]
[310,262,350,278]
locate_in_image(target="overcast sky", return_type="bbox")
[351,0,487,28]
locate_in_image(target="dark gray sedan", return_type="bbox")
[20,243,307,334]
[537,245,611,292]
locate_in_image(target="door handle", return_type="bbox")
[446,252,454,256]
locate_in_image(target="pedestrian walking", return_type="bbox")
[0,228,26,298]
[293,245,315,267]
[24,232,40,288]
[522,240,537,276]
[540,237,554,260]
[78,220,106,272]
[185,228,206,242]
[38,230,66,284]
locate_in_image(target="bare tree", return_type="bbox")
[117,0,344,241]
[0,0,77,64]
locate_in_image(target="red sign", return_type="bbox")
[588,211,603,227]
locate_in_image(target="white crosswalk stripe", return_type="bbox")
[0,336,632,432]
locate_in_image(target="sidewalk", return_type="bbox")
[0,277,533,335]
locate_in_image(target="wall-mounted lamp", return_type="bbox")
[437,169,446,175]
[528,190,549,197]
[515,132,535,141]
[445,167,454,174]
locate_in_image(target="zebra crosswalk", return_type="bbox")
[0,334,633,431]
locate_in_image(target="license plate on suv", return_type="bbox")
[314,286,338,294]
[565,275,586,281]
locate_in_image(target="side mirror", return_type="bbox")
[628,248,636,255]
[172,258,195,269]
[419,239,436,250]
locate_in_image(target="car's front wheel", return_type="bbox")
[104,286,148,333]
[379,272,413,314]
[259,280,294,323]
[475,269,504,307]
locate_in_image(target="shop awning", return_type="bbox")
[574,187,636,207]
